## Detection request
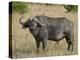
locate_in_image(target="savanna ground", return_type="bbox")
[10,3,78,58]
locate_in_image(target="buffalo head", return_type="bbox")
[19,16,45,29]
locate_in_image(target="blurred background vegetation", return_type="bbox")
[11,2,78,13]
[12,2,29,13]
[64,5,78,13]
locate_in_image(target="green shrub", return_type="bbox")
[12,2,29,13]
[64,5,78,13]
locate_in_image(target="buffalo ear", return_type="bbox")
[34,18,44,27]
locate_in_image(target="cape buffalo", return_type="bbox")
[19,15,74,52]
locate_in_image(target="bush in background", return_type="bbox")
[12,2,29,13]
[64,5,78,13]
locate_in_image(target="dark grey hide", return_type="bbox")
[19,15,74,52]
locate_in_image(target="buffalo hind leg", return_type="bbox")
[65,33,73,51]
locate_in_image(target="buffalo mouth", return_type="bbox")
[22,26,26,29]
[22,25,28,29]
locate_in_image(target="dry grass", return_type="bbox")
[11,3,78,58]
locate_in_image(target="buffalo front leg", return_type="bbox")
[42,40,47,51]
[42,39,47,55]
[36,40,41,54]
